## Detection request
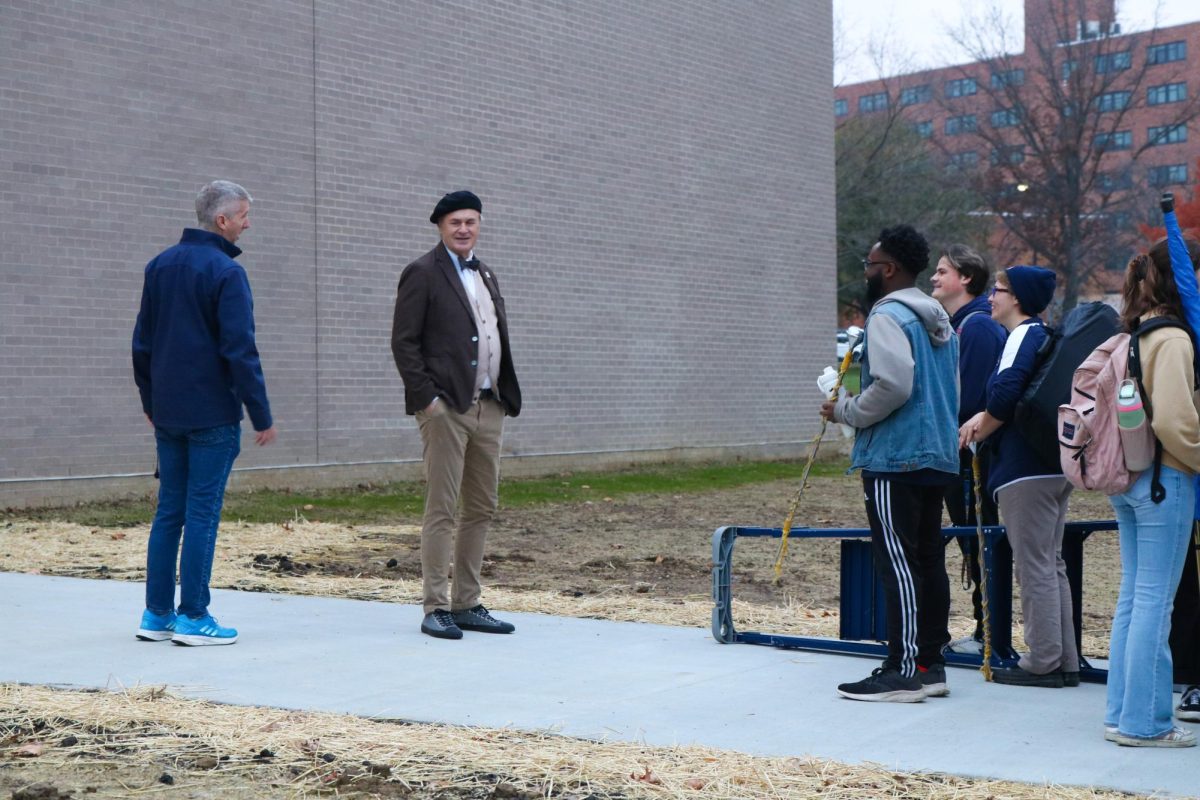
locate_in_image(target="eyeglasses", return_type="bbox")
[989,286,1012,298]
[861,258,895,271]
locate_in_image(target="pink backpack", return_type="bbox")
[1057,318,1186,497]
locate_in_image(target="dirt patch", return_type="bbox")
[0,474,1130,798]
[1,475,1121,651]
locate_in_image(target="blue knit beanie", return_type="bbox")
[1005,265,1056,315]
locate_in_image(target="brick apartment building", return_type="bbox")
[0,1,835,506]
[834,0,1199,303]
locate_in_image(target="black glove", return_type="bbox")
[1161,192,1175,214]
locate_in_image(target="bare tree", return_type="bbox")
[945,0,1200,310]
[835,40,988,319]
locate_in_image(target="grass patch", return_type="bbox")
[7,458,847,527]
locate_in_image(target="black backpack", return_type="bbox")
[1013,302,1121,468]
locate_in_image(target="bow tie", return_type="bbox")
[461,258,480,272]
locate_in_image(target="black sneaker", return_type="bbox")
[918,664,950,698]
[452,604,515,634]
[1062,670,1081,687]
[837,667,925,703]
[1178,685,1200,722]
[420,609,463,640]
[991,666,1064,688]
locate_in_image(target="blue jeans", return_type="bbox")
[145,424,241,619]
[1107,466,1194,738]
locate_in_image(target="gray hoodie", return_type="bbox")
[835,287,956,430]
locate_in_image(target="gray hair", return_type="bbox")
[195,180,252,229]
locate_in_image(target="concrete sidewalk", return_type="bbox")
[1,571,1196,798]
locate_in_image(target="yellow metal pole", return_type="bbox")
[773,344,857,584]
[972,450,993,681]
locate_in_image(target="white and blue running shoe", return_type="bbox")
[172,614,238,646]
[136,609,177,642]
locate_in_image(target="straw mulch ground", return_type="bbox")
[0,476,1121,653]
[0,684,1143,800]
[1,475,1131,798]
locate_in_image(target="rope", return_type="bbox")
[773,344,857,584]
[972,451,993,681]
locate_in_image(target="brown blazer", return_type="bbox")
[391,243,522,416]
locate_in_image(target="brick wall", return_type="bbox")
[0,0,836,506]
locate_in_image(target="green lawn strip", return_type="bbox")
[5,458,847,528]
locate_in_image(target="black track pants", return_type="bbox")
[1171,527,1200,685]
[941,447,1000,631]
[864,475,951,677]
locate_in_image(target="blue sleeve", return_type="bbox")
[958,317,1003,419]
[986,326,1044,422]
[216,265,273,431]
[1167,208,1200,333]
[131,266,154,417]
[1167,208,1200,519]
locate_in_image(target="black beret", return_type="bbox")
[429,190,482,224]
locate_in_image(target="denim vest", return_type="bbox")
[850,302,960,474]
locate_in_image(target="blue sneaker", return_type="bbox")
[136,609,177,641]
[172,614,238,646]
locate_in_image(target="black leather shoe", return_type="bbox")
[992,666,1064,688]
[1062,670,1081,687]
[452,604,515,634]
[421,609,463,640]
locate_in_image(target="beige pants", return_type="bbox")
[415,396,504,614]
[997,476,1080,675]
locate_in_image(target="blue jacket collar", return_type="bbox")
[180,228,242,259]
[950,294,992,328]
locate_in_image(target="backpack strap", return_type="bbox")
[955,309,985,336]
[1129,316,1193,504]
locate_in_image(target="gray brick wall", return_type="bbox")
[0,0,836,505]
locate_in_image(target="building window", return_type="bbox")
[859,92,888,113]
[1148,164,1188,187]
[1062,60,1077,81]
[1095,91,1131,112]
[1148,82,1187,105]
[945,114,978,135]
[948,151,979,169]
[990,146,1026,165]
[1098,170,1133,192]
[1094,51,1132,73]
[913,120,933,139]
[1148,124,1188,146]
[834,98,848,117]
[1146,41,1186,65]
[1094,130,1132,151]
[900,84,932,106]
[945,77,977,98]
[991,69,1025,89]
[991,108,1020,128]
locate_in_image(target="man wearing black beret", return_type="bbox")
[391,190,522,640]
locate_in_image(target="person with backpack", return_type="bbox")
[1104,235,1200,747]
[959,265,1079,688]
[931,244,1007,654]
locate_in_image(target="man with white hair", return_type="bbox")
[132,180,276,646]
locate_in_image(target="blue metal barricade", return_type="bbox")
[711,520,1116,683]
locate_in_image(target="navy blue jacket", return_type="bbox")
[951,296,1007,422]
[984,318,1060,495]
[132,229,272,432]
